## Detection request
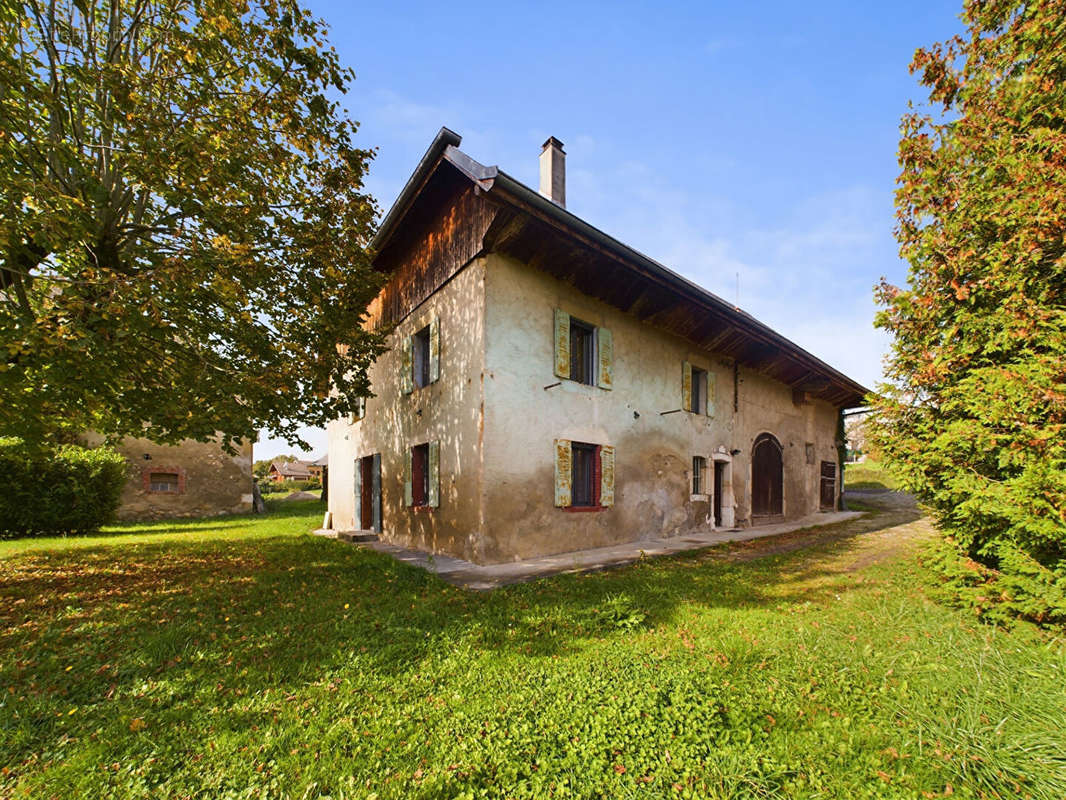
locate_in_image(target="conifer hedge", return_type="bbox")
[0,439,127,536]
[872,0,1066,625]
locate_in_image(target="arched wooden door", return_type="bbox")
[751,433,783,521]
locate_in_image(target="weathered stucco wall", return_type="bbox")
[92,436,253,521]
[480,253,839,563]
[327,258,486,560]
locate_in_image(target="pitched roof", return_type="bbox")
[271,460,313,477]
[373,128,869,408]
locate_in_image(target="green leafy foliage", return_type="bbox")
[0,437,126,536]
[261,478,320,494]
[0,0,383,450]
[0,502,1063,798]
[871,0,1066,625]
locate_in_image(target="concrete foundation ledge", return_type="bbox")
[337,530,380,543]
[327,510,864,590]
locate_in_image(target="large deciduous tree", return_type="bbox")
[0,0,383,450]
[872,0,1066,623]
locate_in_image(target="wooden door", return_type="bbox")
[820,461,837,511]
[751,434,783,520]
[359,457,373,530]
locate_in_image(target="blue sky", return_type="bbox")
[257,0,964,461]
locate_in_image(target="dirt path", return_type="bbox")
[719,490,934,570]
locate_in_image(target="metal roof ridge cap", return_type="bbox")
[443,145,498,187]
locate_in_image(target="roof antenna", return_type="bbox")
[735,271,740,309]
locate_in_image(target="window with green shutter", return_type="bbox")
[553,308,612,389]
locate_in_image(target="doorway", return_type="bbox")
[354,454,381,532]
[713,460,725,527]
[820,461,837,511]
[751,433,783,522]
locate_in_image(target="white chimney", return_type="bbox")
[539,136,566,208]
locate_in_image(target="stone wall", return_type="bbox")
[86,435,254,521]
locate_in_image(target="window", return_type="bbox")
[692,456,707,495]
[350,396,366,424]
[405,441,440,509]
[690,367,707,413]
[401,317,440,394]
[553,309,613,389]
[149,472,180,493]
[569,319,597,386]
[571,442,599,507]
[412,325,431,389]
[411,443,429,507]
[683,362,715,416]
[554,439,615,509]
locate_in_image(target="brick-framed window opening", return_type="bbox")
[692,456,707,495]
[143,466,186,494]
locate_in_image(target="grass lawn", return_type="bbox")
[844,459,901,491]
[1,500,1064,799]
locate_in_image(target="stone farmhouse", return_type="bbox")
[83,433,254,520]
[325,128,867,564]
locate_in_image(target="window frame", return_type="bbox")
[568,317,597,386]
[692,455,707,495]
[569,442,600,508]
[142,466,186,495]
[412,325,431,389]
[689,366,707,414]
[411,442,430,508]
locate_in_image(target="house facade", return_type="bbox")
[267,459,315,483]
[83,434,254,520]
[326,129,866,565]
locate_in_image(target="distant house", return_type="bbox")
[267,459,314,483]
[83,434,254,520]
[309,456,326,481]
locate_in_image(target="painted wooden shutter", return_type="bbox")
[554,439,572,507]
[429,315,440,384]
[599,445,615,507]
[353,459,363,527]
[682,361,692,411]
[371,453,382,532]
[403,449,413,507]
[597,327,613,390]
[553,308,571,379]
[401,335,414,394]
[428,440,440,508]
[706,372,717,418]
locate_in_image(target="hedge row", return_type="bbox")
[0,438,127,537]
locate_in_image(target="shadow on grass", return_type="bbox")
[0,496,926,715]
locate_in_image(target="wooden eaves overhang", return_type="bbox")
[372,128,870,409]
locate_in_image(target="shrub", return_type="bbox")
[261,478,320,494]
[0,438,128,537]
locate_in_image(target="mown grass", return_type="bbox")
[1,502,1063,799]
[845,459,901,491]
